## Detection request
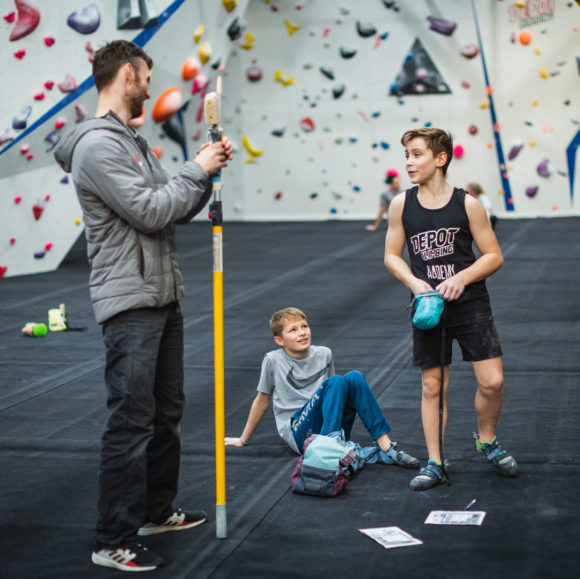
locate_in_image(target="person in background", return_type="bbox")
[366,171,403,231]
[466,182,497,230]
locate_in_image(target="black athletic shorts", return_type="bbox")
[412,298,503,368]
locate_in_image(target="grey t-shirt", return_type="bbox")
[380,187,403,206]
[257,345,334,453]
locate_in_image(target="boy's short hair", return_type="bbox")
[386,174,398,185]
[93,40,153,92]
[270,307,307,336]
[467,182,484,196]
[401,128,454,176]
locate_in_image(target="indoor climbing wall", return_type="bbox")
[0,0,248,278]
[223,0,579,220]
[1,0,579,279]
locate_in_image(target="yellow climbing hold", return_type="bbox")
[274,70,294,87]
[194,24,205,44]
[479,100,489,109]
[529,138,537,147]
[534,46,541,55]
[242,135,263,158]
[199,41,212,65]
[284,18,301,36]
[514,0,526,8]
[539,66,549,79]
[222,0,237,13]
[532,100,538,107]
[240,32,255,50]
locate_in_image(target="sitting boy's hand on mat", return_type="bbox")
[225,437,247,447]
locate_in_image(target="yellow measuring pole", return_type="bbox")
[205,76,227,539]
[212,224,227,538]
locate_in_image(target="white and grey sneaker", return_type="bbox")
[138,509,207,536]
[91,543,163,572]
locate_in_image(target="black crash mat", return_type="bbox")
[0,219,578,579]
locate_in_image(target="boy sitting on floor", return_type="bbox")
[225,307,419,469]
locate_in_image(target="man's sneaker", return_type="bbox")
[137,509,207,536]
[376,442,420,469]
[409,460,446,491]
[91,544,163,572]
[474,434,518,477]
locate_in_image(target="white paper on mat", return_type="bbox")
[424,511,487,526]
[359,526,423,550]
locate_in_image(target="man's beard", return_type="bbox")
[129,95,144,120]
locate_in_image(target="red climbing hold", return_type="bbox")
[300,117,315,132]
[14,49,26,59]
[9,0,40,42]
[32,203,44,220]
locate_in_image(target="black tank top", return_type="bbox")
[402,186,489,309]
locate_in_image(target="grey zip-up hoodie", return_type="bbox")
[54,112,212,323]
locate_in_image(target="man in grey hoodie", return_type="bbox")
[54,40,232,572]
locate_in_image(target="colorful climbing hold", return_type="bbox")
[152,87,182,122]
[537,159,551,177]
[20,144,30,154]
[33,251,46,259]
[193,24,205,43]
[246,60,263,82]
[44,36,55,46]
[227,16,244,41]
[75,104,87,123]
[9,0,40,41]
[14,196,22,204]
[274,70,294,87]
[33,92,45,101]
[320,66,335,80]
[519,29,532,45]
[340,47,357,59]
[356,22,377,37]
[152,147,163,158]
[453,144,465,158]
[44,241,53,251]
[242,135,263,157]
[274,191,283,200]
[44,80,54,90]
[58,74,77,93]
[181,57,201,80]
[468,124,478,135]
[508,141,524,160]
[199,41,212,65]
[300,118,315,132]
[14,49,26,59]
[240,32,254,50]
[191,73,210,94]
[539,66,549,79]
[332,84,346,99]
[67,3,101,34]
[32,203,44,220]
[283,18,300,36]
[525,186,539,198]
[0,266,7,278]
[222,0,237,13]
[461,44,479,59]
[426,16,457,36]
[13,105,32,130]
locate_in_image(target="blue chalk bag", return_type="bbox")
[412,291,445,330]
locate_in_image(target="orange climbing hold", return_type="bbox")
[181,56,200,80]
[152,87,182,122]
[519,30,532,45]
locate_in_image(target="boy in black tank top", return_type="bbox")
[384,128,518,491]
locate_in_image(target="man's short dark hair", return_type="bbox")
[92,40,153,92]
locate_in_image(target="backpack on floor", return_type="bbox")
[291,434,358,497]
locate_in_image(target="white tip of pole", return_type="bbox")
[216,504,227,539]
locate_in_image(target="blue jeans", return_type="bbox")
[291,370,391,453]
[96,303,185,548]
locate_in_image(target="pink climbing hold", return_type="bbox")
[14,49,26,59]
[55,118,66,129]
[453,144,464,158]
[4,12,16,23]
[461,43,479,59]
[58,74,77,93]
[44,80,54,90]
[14,195,22,203]
[191,74,210,95]
[20,144,30,154]
[44,36,55,46]
[9,0,40,42]
[33,92,45,101]
[44,241,53,251]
